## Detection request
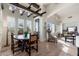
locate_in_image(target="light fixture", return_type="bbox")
[9,5,16,13]
[19,9,23,14]
[27,11,32,16]
[9,6,13,11]
[19,9,25,16]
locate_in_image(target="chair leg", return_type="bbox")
[48,39,49,42]
[65,37,67,42]
[29,49,31,56]
[11,46,14,55]
[12,49,14,55]
[11,46,13,51]
[77,47,79,56]
[55,39,57,43]
[36,40,38,52]
[29,45,31,56]
[13,51,14,55]
[36,44,38,52]
[73,39,75,45]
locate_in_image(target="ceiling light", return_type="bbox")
[19,9,23,14]
[9,6,13,11]
[9,5,16,10]
[9,5,16,13]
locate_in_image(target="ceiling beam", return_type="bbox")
[33,15,38,18]
[40,11,46,16]
[27,13,33,17]
[27,4,32,9]
[30,3,40,9]
[10,3,42,16]
[35,8,41,13]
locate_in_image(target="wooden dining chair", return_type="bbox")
[27,33,39,56]
[11,33,22,55]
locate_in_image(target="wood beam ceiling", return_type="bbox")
[10,3,46,16]
[30,3,40,9]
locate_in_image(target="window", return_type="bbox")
[7,16,15,28]
[7,16,15,32]
[18,19,24,28]
[47,23,55,33]
[51,24,55,33]
[26,20,32,32]
[35,19,39,32]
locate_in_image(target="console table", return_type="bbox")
[65,35,76,45]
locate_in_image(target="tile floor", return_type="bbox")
[0,37,77,56]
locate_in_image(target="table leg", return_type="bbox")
[77,47,79,56]
[21,40,25,52]
[65,37,67,42]
[29,44,31,56]
[73,37,74,45]
[73,36,75,45]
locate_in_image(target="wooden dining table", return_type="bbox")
[13,33,38,56]
[14,34,30,52]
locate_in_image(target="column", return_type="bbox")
[0,5,3,51]
[15,17,18,35]
[39,16,46,41]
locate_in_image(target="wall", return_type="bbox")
[62,16,79,33]
[34,16,46,41]
[46,13,62,34]
[0,4,3,51]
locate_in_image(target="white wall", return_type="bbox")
[0,4,3,51]
[62,16,79,33]
[46,13,62,34]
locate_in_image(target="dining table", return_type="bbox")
[14,33,30,52]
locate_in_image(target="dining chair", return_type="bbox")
[11,33,22,55]
[27,33,38,56]
[48,33,57,43]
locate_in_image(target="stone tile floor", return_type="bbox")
[0,37,77,56]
